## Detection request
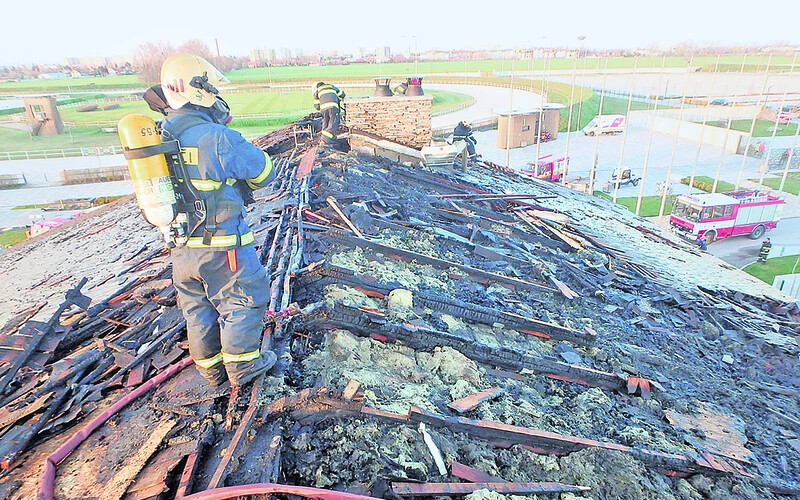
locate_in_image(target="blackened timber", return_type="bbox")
[407,406,721,476]
[0,386,72,469]
[391,481,590,496]
[298,264,594,345]
[324,230,556,294]
[390,166,486,195]
[431,208,568,251]
[368,216,532,267]
[0,278,91,397]
[307,303,636,394]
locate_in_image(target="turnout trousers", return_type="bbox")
[321,107,342,143]
[171,244,269,386]
[454,138,477,160]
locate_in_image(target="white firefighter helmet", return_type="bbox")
[160,53,230,109]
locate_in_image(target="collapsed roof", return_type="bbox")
[0,119,798,499]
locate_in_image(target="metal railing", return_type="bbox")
[0,145,124,161]
[431,97,476,117]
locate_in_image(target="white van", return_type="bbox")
[582,114,626,136]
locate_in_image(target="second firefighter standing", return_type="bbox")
[453,120,478,161]
[313,82,349,152]
[757,238,772,263]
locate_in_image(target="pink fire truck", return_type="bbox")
[669,190,784,242]
[521,155,569,182]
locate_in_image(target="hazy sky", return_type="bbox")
[3,0,797,65]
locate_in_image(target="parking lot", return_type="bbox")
[475,125,768,198]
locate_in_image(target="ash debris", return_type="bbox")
[287,150,799,498]
[0,125,797,500]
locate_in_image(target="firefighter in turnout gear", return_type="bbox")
[757,238,772,263]
[392,81,408,96]
[453,120,478,160]
[159,53,278,387]
[312,81,349,151]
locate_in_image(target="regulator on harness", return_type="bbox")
[117,113,206,248]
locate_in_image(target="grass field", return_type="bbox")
[0,228,27,248]
[743,254,800,284]
[704,119,799,137]
[595,191,675,217]
[2,56,792,92]
[561,95,655,132]
[751,172,800,195]
[1,89,472,152]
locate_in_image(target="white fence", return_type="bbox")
[627,110,749,154]
[0,145,124,161]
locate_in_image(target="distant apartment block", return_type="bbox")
[249,48,276,65]
[376,46,391,62]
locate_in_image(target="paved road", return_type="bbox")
[474,126,770,198]
[705,217,800,268]
[427,84,543,130]
[539,71,800,101]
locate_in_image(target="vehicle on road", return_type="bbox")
[602,167,640,192]
[582,114,626,136]
[669,190,784,243]
[521,154,569,182]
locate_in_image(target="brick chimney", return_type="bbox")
[345,95,433,149]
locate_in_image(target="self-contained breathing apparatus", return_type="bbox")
[118,113,207,248]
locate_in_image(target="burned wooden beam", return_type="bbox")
[407,406,722,477]
[326,196,364,238]
[0,278,91,397]
[391,481,590,496]
[325,230,556,294]
[448,387,503,414]
[449,462,507,483]
[300,264,594,345]
[306,303,646,397]
[104,419,177,500]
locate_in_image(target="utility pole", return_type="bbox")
[505,58,516,169]
[215,39,221,58]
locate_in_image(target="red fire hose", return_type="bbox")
[36,357,381,500]
[37,357,194,500]
[181,484,382,500]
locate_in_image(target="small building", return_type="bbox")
[496,104,564,149]
[23,96,64,136]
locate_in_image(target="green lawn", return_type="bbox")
[743,255,800,284]
[751,172,800,195]
[1,89,472,152]
[0,228,27,248]
[60,100,160,123]
[704,119,799,137]
[595,191,675,217]
[680,175,736,193]
[560,94,655,132]
[0,75,142,92]
[59,89,470,124]
[221,56,792,83]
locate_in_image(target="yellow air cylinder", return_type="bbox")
[117,114,177,244]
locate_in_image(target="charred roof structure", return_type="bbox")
[0,118,798,500]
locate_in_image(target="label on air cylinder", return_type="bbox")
[132,176,176,206]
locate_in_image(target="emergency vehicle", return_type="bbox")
[582,114,626,136]
[669,190,784,242]
[521,155,569,182]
